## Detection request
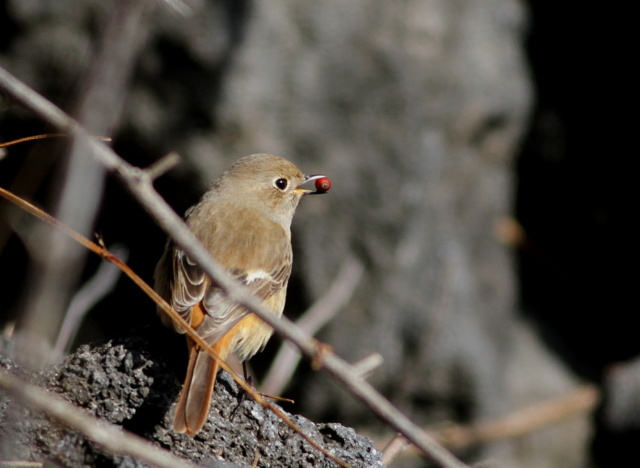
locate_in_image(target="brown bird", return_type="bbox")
[154,154,328,435]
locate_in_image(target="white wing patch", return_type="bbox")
[244,270,272,284]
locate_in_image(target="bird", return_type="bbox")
[154,153,329,436]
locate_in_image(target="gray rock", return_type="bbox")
[0,334,384,467]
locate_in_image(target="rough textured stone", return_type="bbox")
[0,334,384,467]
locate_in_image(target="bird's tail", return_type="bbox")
[173,344,220,435]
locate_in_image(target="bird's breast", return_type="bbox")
[227,288,286,361]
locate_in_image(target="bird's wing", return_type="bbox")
[196,249,292,345]
[154,242,205,332]
[171,248,208,317]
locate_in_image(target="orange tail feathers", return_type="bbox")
[173,342,221,435]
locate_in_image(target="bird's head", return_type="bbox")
[214,154,330,227]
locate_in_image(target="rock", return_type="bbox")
[0,333,384,467]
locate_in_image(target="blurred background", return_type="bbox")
[0,1,635,466]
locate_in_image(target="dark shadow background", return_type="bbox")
[516,2,636,465]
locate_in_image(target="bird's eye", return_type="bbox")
[274,178,288,190]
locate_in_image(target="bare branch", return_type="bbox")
[144,152,182,181]
[382,384,600,464]
[0,66,469,468]
[351,353,384,379]
[158,0,194,16]
[382,434,412,466]
[0,371,205,468]
[0,461,41,467]
[54,244,129,355]
[434,384,599,450]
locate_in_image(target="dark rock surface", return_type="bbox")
[0,334,384,467]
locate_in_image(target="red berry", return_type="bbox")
[315,177,331,193]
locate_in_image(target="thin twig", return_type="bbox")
[382,434,412,466]
[433,384,600,450]
[0,372,204,468]
[0,65,469,468]
[382,384,600,464]
[144,152,182,181]
[158,0,193,16]
[0,461,42,467]
[0,133,111,149]
[351,353,384,379]
[54,244,129,355]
